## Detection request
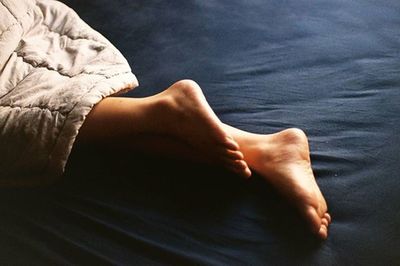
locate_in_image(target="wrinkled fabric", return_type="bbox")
[0,0,399,264]
[0,0,138,185]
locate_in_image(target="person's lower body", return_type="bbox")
[76,79,331,239]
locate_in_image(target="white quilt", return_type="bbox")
[0,0,138,186]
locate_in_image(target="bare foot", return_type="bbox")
[225,126,331,239]
[155,80,252,178]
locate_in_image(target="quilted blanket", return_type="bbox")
[0,0,399,263]
[0,0,138,186]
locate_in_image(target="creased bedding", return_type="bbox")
[0,0,138,186]
[0,0,399,264]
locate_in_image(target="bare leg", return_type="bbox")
[223,124,331,239]
[77,80,251,177]
[77,79,330,239]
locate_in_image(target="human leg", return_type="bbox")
[77,80,251,177]
[76,79,330,239]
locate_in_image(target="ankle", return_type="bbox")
[274,128,308,146]
[237,128,310,171]
[268,128,310,163]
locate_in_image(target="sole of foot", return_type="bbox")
[235,127,331,239]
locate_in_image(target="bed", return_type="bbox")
[1,0,399,264]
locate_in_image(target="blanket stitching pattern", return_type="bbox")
[0,2,18,23]
[16,53,130,79]
[43,70,134,176]
[0,23,18,40]
[38,20,107,46]
[16,53,74,78]
[0,105,66,114]
[0,0,137,183]
[0,64,33,101]
[0,8,33,40]
[0,70,132,113]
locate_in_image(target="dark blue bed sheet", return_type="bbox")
[1,0,400,264]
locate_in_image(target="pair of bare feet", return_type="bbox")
[80,79,331,239]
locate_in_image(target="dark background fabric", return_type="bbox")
[1,0,400,264]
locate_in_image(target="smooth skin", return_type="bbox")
[77,79,331,239]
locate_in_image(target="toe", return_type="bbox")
[243,167,252,178]
[305,207,322,235]
[238,164,252,179]
[321,217,329,227]
[235,160,252,177]
[304,206,331,240]
[229,160,252,178]
[236,159,248,170]
[324,213,331,224]
[318,225,328,240]
[225,149,244,160]
[224,136,239,150]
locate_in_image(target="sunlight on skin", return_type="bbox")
[79,79,330,239]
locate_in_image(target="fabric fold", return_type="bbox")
[0,0,138,186]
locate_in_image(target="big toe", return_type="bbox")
[233,160,252,178]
